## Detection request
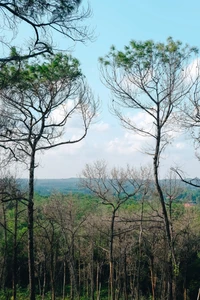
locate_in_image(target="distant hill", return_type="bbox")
[17,178,87,196]
[17,178,200,201]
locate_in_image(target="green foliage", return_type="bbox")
[100,36,198,73]
[8,0,82,19]
[0,53,82,90]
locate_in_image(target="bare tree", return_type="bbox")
[0,53,98,300]
[99,37,200,300]
[81,161,147,300]
[0,0,92,62]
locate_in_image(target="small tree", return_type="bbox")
[0,53,98,300]
[99,37,200,300]
[81,161,145,300]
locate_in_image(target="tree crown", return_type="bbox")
[100,37,198,71]
[0,52,82,89]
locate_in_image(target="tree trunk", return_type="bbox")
[90,243,95,300]
[136,201,144,300]
[50,250,56,300]
[28,151,36,300]
[12,199,18,300]
[149,256,156,300]
[67,254,78,300]
[96,262,101,300]
[62,260,66,300]
[153,125,173,300]
[42,260,46,300]
[109,210,116,300]
[123,250,128,300]
[0,200,8,291]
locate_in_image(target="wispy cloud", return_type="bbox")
[91,121,110,132]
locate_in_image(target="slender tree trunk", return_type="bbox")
[50,250,56,300]
[183,266,187,300]
[123,250,128,300]
[169,199,177,300]
[0,200,8,291]
[78,247,81,296]
[67,254,78,300]
[149,256,156,300]
[28,151,36,300]
[109,210,116,300]
[136,201,144,300]
[37,264,41,296]
[12,199,18,300]
[42,260,46,300]
[62,260,66,300]
[96,262,100,300]
[153,125,173,300]
[90,243,95,300]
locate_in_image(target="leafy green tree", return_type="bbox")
[0,53,98,300]
[99,37,200,300]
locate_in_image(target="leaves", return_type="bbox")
[101,37,198,73]
[0,53,82,90]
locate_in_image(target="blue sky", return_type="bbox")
[9,1,200,178]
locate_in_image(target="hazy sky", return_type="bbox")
[11,1,200,178]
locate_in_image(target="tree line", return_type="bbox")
[0,171,200,300]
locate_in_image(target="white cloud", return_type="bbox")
[128,110,155,135]
[105,110,156,155]
[184,57,200,82]
[106,129,153,155]
[50,100,75,123]
[91,121,110,132]
[174,142,185,149]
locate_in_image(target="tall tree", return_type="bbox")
[99,37,200,300]
[0,0,91,62]
[0,53,98,300]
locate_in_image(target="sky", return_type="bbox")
[5,0,200,179]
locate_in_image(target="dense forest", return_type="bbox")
[1,176,200,300]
